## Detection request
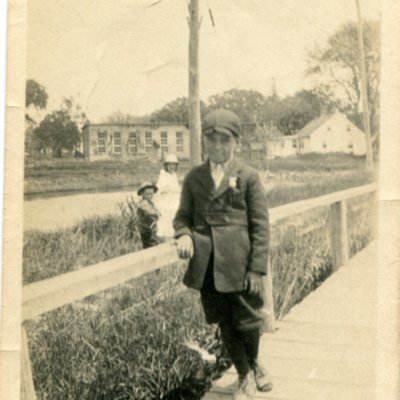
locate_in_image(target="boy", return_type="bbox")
[173,109,272,399]
[137,181,163,249]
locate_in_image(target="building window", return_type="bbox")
[322,141,327,149]
[327,126,331,131]
[348,142,354,149]
[292,139,297,148]
[347,125,351,132]
[176,131,184,152]
[129,132,137,154]
[161,131,168,153]
[98,131,107,154]
[113,132,121,153]
[145,131,153,153]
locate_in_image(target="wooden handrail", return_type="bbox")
[22,242,185,321]
[22,183,377,321]
[269,183,376,223]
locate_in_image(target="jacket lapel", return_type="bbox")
[212,158,241,199]
[196,160,215,194]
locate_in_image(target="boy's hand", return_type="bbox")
[244,271,263,296]
[176,235,194,259]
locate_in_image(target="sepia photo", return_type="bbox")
[1,0,399,399]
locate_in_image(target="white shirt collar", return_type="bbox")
[209,157,233,170]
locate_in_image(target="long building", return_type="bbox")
[82,123,190,161]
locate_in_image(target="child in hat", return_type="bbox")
[173,109,272,400]
[137,181,163,249]
[155,153,181,238]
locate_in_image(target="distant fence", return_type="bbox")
[21,183,377,400]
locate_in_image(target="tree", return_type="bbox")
[307,20,380,140]
[277,90,326,135]
[25,79,48,125]
[150,97,206,123]
[103,111,151,124]
[60,96,90,130]
[26,79,48,110]
[207,89,265,123]
[33,110,81,157]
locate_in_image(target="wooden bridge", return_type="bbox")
[20,183,377,399]
[205,241,376,400]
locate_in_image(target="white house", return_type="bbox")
[294,112,367,156]
[82,123,190,161]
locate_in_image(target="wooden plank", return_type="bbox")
[330,200,348,271]
[214,355,371,385]
[269,183,376,223]
[259,340,374,363]
[265,321,373,346]
[22,242,186,320]
[262,256,276,332]
[209,375,372,400]
[255,357,372,384]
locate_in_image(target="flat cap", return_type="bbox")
[202,109,241,138]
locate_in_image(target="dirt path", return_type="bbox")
[24,190,138,232]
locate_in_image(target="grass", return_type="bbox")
[24,152,373,199]
[23,179,376,399]
[24,155,192,199]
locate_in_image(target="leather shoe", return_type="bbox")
[252,362,273,392]
[233,375,253,400]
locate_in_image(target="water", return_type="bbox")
[24,190,139,232]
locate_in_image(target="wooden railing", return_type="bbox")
[20,183,377,400]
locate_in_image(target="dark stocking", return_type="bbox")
[238,327,261,368]
[219,323,250,378]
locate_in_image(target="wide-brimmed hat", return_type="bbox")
[137,181,158,196]
[164,153,179,164]
[202,109,241,139]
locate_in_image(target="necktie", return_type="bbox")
[212,163,224,189]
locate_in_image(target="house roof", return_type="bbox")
[294,113,337,138]
[83,122,189,129]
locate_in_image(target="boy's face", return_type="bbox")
[204,132,237,164]
[141,188,155,201]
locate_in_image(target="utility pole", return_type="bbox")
[188,0,202,166]
[355,0,374,169]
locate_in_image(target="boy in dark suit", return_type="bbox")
[173,109,272,399]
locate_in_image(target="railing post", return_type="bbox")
[330,200,348,271]
[262,255,275,333]
[21,325,37,400]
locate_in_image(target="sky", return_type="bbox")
[27,0,380,123]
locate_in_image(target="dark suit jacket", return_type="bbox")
[173,158,269,293]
